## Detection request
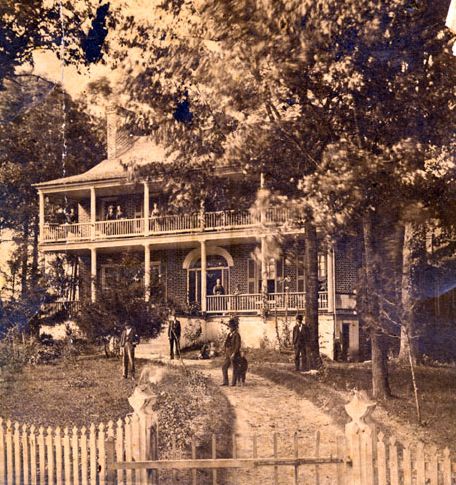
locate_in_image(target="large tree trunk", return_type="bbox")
[304,218,321,369]
[363,211,391,399]
[398,221,426,363]
[20,216,30,296]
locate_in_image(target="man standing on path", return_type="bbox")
[120,322,139,379]
[168,313,181,360]
[292,314,307,371]
[221,317,241,386]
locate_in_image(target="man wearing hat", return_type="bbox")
[221,317,241,386]
[120,322,140,379]
[292,314,307,371]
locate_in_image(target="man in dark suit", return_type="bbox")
[120,323,139,379]
[168,313,181,360]
[221,317,241,386]
[292,314,307,371]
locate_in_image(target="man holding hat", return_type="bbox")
[221,317,241,386]
[292,314,307,371]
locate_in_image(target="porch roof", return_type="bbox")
[35,137,177,188]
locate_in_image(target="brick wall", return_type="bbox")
[335,238,359,293]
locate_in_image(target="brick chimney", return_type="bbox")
[106,103,117,159]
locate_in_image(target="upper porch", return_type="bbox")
[41,207,292,244]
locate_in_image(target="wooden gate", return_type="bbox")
[105,429,346,485]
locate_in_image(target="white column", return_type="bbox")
[144,182,150,236]
[200,240,207,312]
[90,187,96,240]
[91,248,97,302]
[327,247,336,313]
[144,244,151,301]
[38,190,45,242]
[261,236,268,294]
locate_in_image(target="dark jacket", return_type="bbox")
[292,324,307,348]
[168,319,181,339]
[224,329,241,358]
[120,328,139,348]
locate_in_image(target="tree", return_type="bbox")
[0,75,105,331]
[107,0,454,389]
[75,252,166,341]
[0,1,113,89]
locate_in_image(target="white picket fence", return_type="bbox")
[1,392,456,484]
[0,413,154,485]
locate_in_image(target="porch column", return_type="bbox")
[327,247,336,313]
[143,181,150,236]
[261,236,268,294]
[91,247,97,302]
[38,190,45,242]
[144,244,151,301]
[200,240,207,312]
[90,186,96,240]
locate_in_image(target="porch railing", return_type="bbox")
[41,208,294,243]
[206,291,328,314]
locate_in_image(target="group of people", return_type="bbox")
[105,204,125,221]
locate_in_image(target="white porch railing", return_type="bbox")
[206,291,328,314]
[41,208,294,243]
[42,223,92,242]
[42,301,81,314]
[95,218,144,238]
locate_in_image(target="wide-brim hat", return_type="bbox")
[296,314,303,322]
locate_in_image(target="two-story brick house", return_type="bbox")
[35,107,360,359]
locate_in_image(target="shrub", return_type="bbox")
[183,318,202,345]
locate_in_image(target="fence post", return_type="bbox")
[105,437,116,485]
[344,391,377,485]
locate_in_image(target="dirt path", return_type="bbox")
[199,367,342,485]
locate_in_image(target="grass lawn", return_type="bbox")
[0,356,139,427]
[246,348,456,451]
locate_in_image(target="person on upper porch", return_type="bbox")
[105,205,116,220]
[213,278,225,295]
[115,204,125,220]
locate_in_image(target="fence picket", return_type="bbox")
[131,414,140,484]
[191,436,197,485]
[0,419,4,485]
[293,432,299,485]
[63,427,72,485]
[212,434,217,485]
[115,419,124,485]
[124,416,132,485]
[89,423,97,485]
[429,445,438,485]
[443,447,452,485]
[80,426,89,485]
[37,426,45,485]
[29,426,37,485]
[376,432,387,485]
[389,436,399,485]
[273,432,279,485]
[72,426,80,485]
[402,442,413,485]
[55,426,62,485]
[232,433,238,485]
[6,420,13,485]
[22,424,29,485]
[416,441,426,485]
[336,434,344,485]
[46,426,54,485]
[14,422,21,485]
[98,423,106,485]
[252,433,258,485]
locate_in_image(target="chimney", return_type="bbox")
[106,103,117,159]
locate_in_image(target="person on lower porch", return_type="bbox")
[120,322,139,379]
[293,314,307,371]
[221,317,241,386]
[168,312,181,360]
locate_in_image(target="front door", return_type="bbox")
[188,268,229,304]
